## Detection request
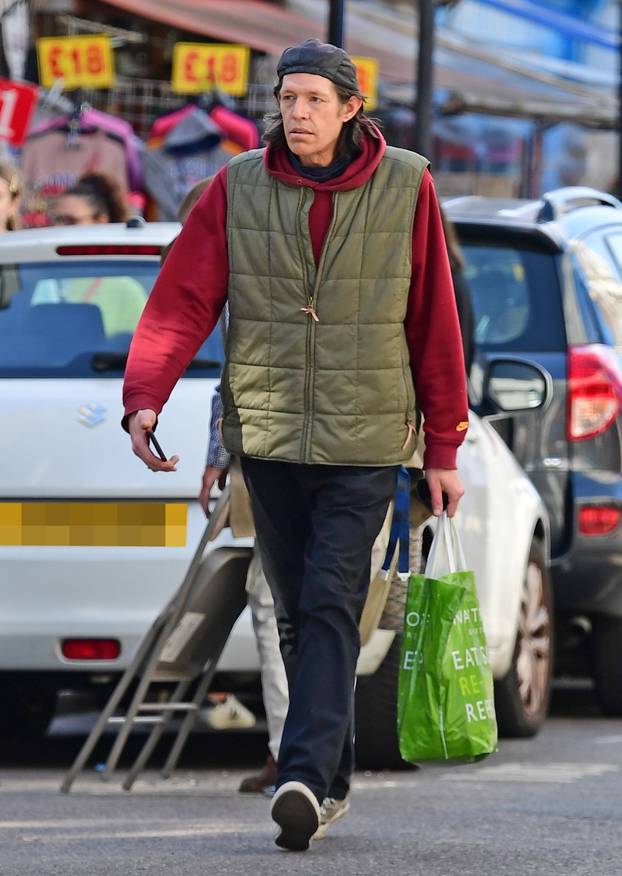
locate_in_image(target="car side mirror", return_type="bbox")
[482,358,551,414]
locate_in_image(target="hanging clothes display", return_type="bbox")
[20,106,139,228]
[209,104,259,152]
[143,108,233,221]
[148,99,259,152]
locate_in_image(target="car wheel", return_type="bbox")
[593,618,622,716]
[354,634,408,770]
[0,686,57,740]
[494,539,553,737]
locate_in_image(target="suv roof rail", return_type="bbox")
[538,187,622,223]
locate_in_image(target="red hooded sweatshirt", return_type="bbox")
[123,130,468,469]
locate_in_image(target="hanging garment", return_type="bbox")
[142,109,231,220]
[149,103,259,153]
[209,104,259,151]
[20,128,129,228]
[149,104,195,144]
[27,108,143,190]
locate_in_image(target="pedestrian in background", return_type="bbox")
[53,172,128,226]
[163,177,288,794]
[0,160,21,233]
[52,173,142,336]
[440,206,475,377]
[122,39,467,851]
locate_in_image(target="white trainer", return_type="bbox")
[314,796,351,839]
[200,694,256,730]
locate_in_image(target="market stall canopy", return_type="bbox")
[475,0,619,51]
[98,0,324,57]
[100,0,617,129]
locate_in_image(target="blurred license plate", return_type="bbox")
[0,502,187,546]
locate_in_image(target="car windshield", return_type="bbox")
[461,243,566,352]
[0,261,223,378]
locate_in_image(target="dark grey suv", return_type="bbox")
[445,187,622,714]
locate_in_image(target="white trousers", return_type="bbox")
[245,550,289,761]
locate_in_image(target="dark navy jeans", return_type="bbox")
[241,457,397,803]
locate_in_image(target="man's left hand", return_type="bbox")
[425,468,464,518]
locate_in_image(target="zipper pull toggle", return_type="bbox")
[300,300,320,322]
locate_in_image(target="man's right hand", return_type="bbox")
[199,465,229,516]
[128,409,180,472]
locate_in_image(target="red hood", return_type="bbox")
[265,125,386,192]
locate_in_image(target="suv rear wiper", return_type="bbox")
[90,352,221,372]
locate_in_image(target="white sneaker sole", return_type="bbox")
[271,781,321,852]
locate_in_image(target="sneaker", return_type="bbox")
[270,781,321,851]
[239,755,278,794]
[200,694,256,730]
[314,796,351,840]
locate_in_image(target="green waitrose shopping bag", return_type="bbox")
[398,514,498,762]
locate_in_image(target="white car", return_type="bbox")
[0,222,552,767]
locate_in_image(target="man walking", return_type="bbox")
[123,39,467,851]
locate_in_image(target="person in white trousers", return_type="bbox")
[199,399,289,794]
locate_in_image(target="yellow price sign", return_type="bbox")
[172,43,250,96]
[352,56,378,112]
[37,35,114,90]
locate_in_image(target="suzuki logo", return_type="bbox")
[78,403,107,428]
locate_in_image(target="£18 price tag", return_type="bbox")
[172,43,250,96]
[352,57,379,112]
[0,78,38,146]
[37,35,114,90]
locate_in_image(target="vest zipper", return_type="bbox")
[295,187,315,462]
[301,192,341,462]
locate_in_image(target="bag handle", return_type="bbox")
[424,513,467,578]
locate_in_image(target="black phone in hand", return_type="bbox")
[147,430,167,462]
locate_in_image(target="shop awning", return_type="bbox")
[98,0,421,82]
[99,0,324,58]
[100,0,617,129]
[476,0,619,51]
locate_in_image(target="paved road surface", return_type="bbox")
[1,686,621,875]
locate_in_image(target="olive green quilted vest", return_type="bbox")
[221,145,429,465]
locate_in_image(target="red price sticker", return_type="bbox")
[0,78,37,146]
[172,43,250,96]
[352,57,378,111]
[37,35,114,90]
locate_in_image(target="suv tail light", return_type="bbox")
[567,345,622,441]
[579,506,622,536]
[61,639,121,660]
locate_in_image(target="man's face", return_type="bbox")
[279,73,362,167]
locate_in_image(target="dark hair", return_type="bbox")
[161,176,215,265]
[0,160,21,231]
[64,172,128,223]
[263,79,379,158]
[177,176,214,223]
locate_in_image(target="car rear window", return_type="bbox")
[460,243,566,352]
[574,235,622,350]
[0,261,223,377]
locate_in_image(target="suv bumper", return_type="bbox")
[552,472,622,619]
